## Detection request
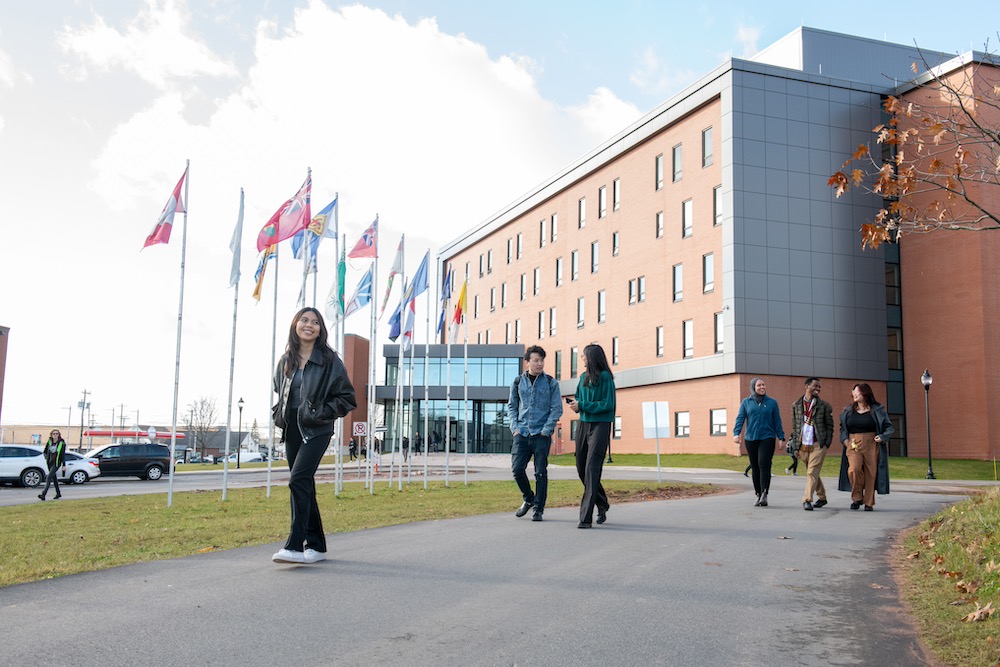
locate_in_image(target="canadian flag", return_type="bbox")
[143,166,188,248]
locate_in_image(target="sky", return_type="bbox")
[0,0,991,432]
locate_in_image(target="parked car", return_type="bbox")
[85,443,173,480]
[0,445,48,487]
[225,452,265,464]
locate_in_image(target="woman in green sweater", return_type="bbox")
[566,344,616,528]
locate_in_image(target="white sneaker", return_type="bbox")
[272,549,306,563]
[303,549,327,564]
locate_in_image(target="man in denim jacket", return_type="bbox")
[507,345,563,521]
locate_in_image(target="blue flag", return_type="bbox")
[291,197,337,271]
[343,265,374,318]
[436,268,453,335]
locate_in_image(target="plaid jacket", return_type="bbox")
[788,397,834,449]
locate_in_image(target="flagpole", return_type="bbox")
[332,196,343,495]
[405,310,416,487]
[368,232,379,495]
[222,188,244,502]
[445,312,452,488]
[166,158,189,509]
[463,290,469,486]
[422,267,433,489]
[391,332,405,489]
[266,247,280,498]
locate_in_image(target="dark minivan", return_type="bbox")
[86,443,172,480]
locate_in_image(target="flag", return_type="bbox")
[436,268,453,335]
[401,294,417,352]
[291,197,337,274]
[343,265,374,318]
[378,237,404,318]
[348,217,378,258]
[229,189,244,287]
[410,251,430,299]
[387,295,403,342]
[252,245,277,301]
[256,172,312,252]
[450,279,467,343]
[143,166,187,248]
[324,240,347,323]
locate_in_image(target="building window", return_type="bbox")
[638,275,646,302]
[578,197,586,228]
[476,332,482,344]
[551,213,558,242]
[490,287,496,312]
[487,249,493,274]
[613,178,621,211]
[656,211,664,238]
[555,257,564,287]
[516,233,523,259]
[591,241,599,273]
[675,411,690,437]
[501,282,508,308]
[710,408,726,436]
[505,322,511,344]
[549,307,557,336]
[614,416,622,439]
[683,320,694,358]
[570,346,578,378]
[682,199,693,238]
[520,274,527,301]
[628,279,637,305]
[571,250,579,281]
[554,350,562,380]
[612,337,619,365]
[703,253,714,292]
[599,186,607,218]
[887,328,903,371]
[577,297,585,328]
[656,325,664,357]
[886,264,901,305]
[655,154,664,190]
[672,144,682,182]
[515,319,522,344]
[485,329,492,344]
[539,219,546,248]
[533,267,541,296]
[464,261,469,279]
[598,290,606,323]
[538,311,545,339]
[702,127,713,167]
[612,231,620,256]
[713,185,723,226]
[478,254,484,278]
[673,264,683,302]
[714,311,724,353]
[473,294,480,319]
[507,238,513,263]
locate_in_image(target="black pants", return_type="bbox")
[283,418,331,553]
[40,464,61,498]
[787,452,799,472]
[575,422,611,524]
[745,438,775,496]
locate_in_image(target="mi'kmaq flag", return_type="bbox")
[143,166,187,248]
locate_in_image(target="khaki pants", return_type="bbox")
[798,445,827,503]
[846,432,879,507]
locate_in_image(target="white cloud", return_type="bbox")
[565,87,643,143]
[57,0,238,89]
[736,24,761,58]
[628,46,698,98]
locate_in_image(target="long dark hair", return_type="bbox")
[852,383,880,409]
[582,344,612,386]
[284,307,334,376]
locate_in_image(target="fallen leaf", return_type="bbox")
[197,547,215,554]
[907,551,920,560]
[985,560,1000,573]
[956,580,980,595]
[962,602,995,623]
[870,583,886,589]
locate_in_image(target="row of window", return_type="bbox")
[654,127,713,190]
[570,407,728,441]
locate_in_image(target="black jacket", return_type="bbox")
[837,403,893,495]
[272,346,357,443]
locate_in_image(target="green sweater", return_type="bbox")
[574,370,616,423]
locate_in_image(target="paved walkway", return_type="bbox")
[1,461,978,666]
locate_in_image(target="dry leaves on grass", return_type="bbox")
[870,583,887,589]
[963,602,996,623]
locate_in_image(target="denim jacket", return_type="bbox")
[507,372,563,437]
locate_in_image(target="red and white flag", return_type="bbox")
[347,217,378,259]
[143,166,187,248]
[256,172,312,252]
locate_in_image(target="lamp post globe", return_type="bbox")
[920,370,935,480]
[237,398,244,470]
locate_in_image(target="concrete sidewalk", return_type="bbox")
[0,474,969,666]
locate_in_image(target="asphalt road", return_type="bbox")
[0,462,973,667]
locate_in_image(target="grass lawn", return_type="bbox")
[0,479,711,588]
[899,488,1000,666]
[549,452,999,481]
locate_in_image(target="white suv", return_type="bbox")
[0,445,102,487]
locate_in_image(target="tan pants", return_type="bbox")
[846,432,878,507]
[797,445,827,503]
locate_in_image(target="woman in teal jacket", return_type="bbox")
[733,377,786,507]
[566,344,616,528]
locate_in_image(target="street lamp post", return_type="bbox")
[921,369,935,480]
[237,398,244,470]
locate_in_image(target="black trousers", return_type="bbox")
[283,418,331,552]
[745,438,775,496]
[575,422,611,524]
[40,464,61,498]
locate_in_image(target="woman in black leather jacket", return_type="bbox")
[271,307,357,564]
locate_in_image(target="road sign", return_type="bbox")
[353,422,368,437]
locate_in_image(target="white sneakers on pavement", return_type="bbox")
[304,549,327,563]
[272,548,327,564]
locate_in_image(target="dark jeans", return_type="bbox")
[283,418,331,553]
[576,422,611,524]
[511,433,551,511]
[745,438,775,496]
[40,464,61,498]
[787,451,799,472]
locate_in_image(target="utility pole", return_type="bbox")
[78,389,90,450]
[119,403,127,437]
